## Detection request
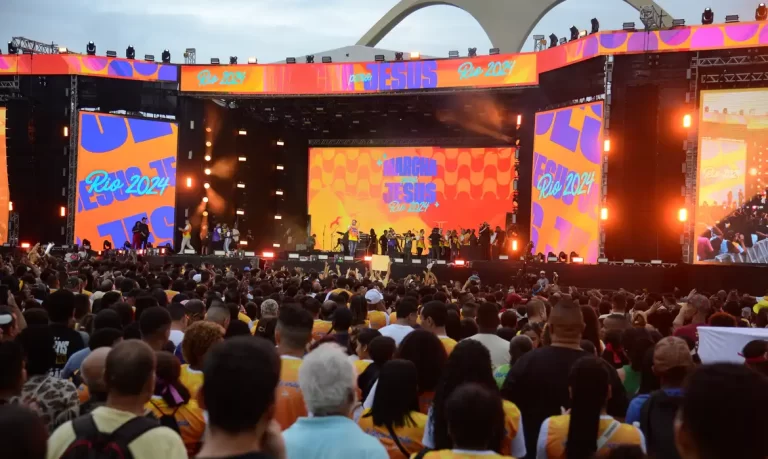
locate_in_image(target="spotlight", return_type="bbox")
[276,164,284,170]
[262,251,275,259]
[203,197,209,203]
[569,251,580,262]
[203,211,209,217]
[604,139,611,152]
[683,114,692,128]
[672,18,686,27]
[238,130,247,136]
[547,252,558,262]
[276,140,284,146]
[455,259,466,266]
[58,46,68,54]
[8,202,12,211]
[274,215,282,220]
[725,14,740,23]
[394,52,404,61]
[186,177,192,188]
[205,141,212,147]
[321,56,332,63]
[211,58,220,64]
[162,50,171,63]
[622,22,636,31]
[203,182,210,189]
[549,34,558,48]
[590,18,600,34]
[8,41,18,54]
[702,7,714,25]
[238,156,247,162]
[579,30,588,38]
[410,51,420,59]
[569,26,579,41]
[758,3,768,20]
[236,209,245,215]
[204,155,211,161]
[448,50,460,58]
[600,207,608,221]
[60,206,66,217]
[237,182,245,189]
[468,47,477,57]
[375,54,386,62]
[489,48,500,55]
[205,127,212,133]
[63,126,69,137]
[204,168,211,175]
[678,208,688,222]
[306,55,314,63]
[275,190,284,196]
[126,45,135,59]
[86,41,96,55]
[106,50,117,58]
[248,57,257,64]
[229,56,237,64]
[286,57,297,64]
[144,54,155,62]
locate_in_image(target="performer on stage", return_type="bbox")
[307,233,316,251]
[200,221,210,255]
[368,229,378,255]
[131,221,142,249]
[348,220,360,257]
[139,217,150,249]
[178,219,195,254]
[223,224,232,253]
[416,229,425,257]
[379,230,388,256]
[479,222,491,260]
[212,223,222,252]
[403,230,414,262]
[232,225,240,251]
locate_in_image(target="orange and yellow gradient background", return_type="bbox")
[0,108,8,244]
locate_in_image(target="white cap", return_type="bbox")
[365,289,384,304]
[193,274,202,283]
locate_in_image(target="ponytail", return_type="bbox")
[565,356,610,459]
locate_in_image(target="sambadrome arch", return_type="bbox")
[356,0,675,53]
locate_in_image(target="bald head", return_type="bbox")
[81,347,111,393]
[105,340,156,397]
[205,306,230,328]
[548,299,584,342]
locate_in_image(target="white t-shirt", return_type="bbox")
[465,333,511,369]
[377,323,414,346]
[169,330,184,348]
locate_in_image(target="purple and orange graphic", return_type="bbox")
[0,54,177,82]
[75,112,178,248]
[531,102,603,263]
[697,138,746,207]
[0,108,8,245]
[308,147,516,249]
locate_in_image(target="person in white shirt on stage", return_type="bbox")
[232,226,240,251]
[177,219,195,254]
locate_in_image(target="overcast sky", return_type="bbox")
[2,0,763,62]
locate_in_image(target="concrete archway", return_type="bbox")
[356,0,674,53]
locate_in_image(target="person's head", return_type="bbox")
[421,301,448,334]
[566,356,612,459]
[675,363,768,459]
[0,404,49,459]
[275,305,313,352]
[205,305,231,330]
[355,328,381,360]
[200,336,280,435]
[43,289,76,324]
[652,336,693,387]
[612,292,627,313]
[509,335,534,365]
[459,318,479,340]
[105,340,156,403]
[603,313,630,334]
[81,347,111,394]
[395,297,419,325]
[444,383,506,452]
[181,321,225,370]
[526,299,546,320]
[475,302,500,333]
[500,310,518,329]
[520,322,543,348]
[708,312,737,327]
[260,299,279,319]
[154,351,190,406]
[397,329,447,394]
[0,340,25,398]
[73,293,91,321]
[299,343,357,416]
[368,359,420,428]
[688,294,712,323]
[139,307,172,349]
[168,303,188,328]
[368,335,397,366]
[16,325,55,376]
[331,307,352,333]
[580,305,601,350]
[741,340,768,376]
[431,339,500,451]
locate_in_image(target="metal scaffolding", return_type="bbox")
[10,37,60,54]
[600,55,613,259]
[65,76,79,245]
[683,54,699,264]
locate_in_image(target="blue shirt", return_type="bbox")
[283,415,388,459]
[61,347,91,379]
[625,388,684,425]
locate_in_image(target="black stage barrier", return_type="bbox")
[144,255,768,293]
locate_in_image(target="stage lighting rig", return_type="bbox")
[549,34,558,48]
[86,41,96,55]
[468,47,477,57]
[590,18,600,34]
[394,52,404,61]
[162,50,171,63]
[569,26,579,41]
[8,41,18,54]
[126,45,135,59]
[230,56,238,64]
[702,7,714,25]
[758,3,768,20]
[306,55,314,63]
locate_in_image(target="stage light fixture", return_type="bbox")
[144,54,155,62]
[8,41,18,54]
[205,127,212,133]
[604,138,611,152]
[238,130,247,135]
[205,141,212,147]
[236,209,245,215]
[106,50,117,58]
[578,30,588,38]
[237,182,245,189]
[590,18,600,34]
[204,168,211,175]
[516,114,522,126]
[203,182,210,189]
[455,259,466,266]
[622,22,636,31]
[395,52,404,61]
[229,56,238,64]
[204,155,211,161]
[702,8,714,24]
[448,50,460,58]
[126,45,135,59]
[306,55,314,63]
[678,208,688,222]
[569,26,579,41]
[8,202,12,211]
[276,140,284,146]
[186,177,192,188]
[489,48,500,55]
[758,3,768,20]
[248,57,257,64]
[600,207,608,220]
[725,14,739,23]
[274,215,282,220]
[549,34,558,48]
[672,19,686,27]
[162,50,171,63]
[238,156,247,162]
[683,114,692,128]
[202,211,209,216]
[750,167,758,176]
[547,252,558,262]
[559,37,567,45]
[286,57,297,64]
[58,46,69,54]
[202,197,209,203]
[276,164,284,170]
[60,206,66,217]
[63,126,69,137]
[275,190,284,196]
[20,242,30,249]
[364,256,373,262]
[468,47,477,57]
[211,58,220,64]
[322,56,332,63]
[86,41,96,55]
[410,51,420,59]
[572,256,584,263]
[374,54,386,62]
[262,251,275,259]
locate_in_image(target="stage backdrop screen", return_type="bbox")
[308,146,516,250]
[695,89,768,263]
[0,108,8,245]
[75,112,178,249]
[531,101,603,263]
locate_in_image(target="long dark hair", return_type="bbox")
[349,295,368,326]
[396,330,446,394]
[431,340,503,453]
[565,356,610,459]
[154,351,191,407]
[580,305,601,351]
[365,360,420,428]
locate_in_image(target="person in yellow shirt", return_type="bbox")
[304,297,333,342]
[348,219,360,257]
[146,351,206,457]
[367,289,390,330]
[359,360,427,458]
[354,328,382,375]
[275,304,314,430]
[413,383,514,459]
[536,356,646,458]
[420,301,457,355]
[250,298,279,335]
[179,320,224,398]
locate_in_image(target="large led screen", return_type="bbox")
[695,89,768,263]
[0,108,8,245]
[308,147,516,249]
[531,101,603,263]
[75,112,178,248]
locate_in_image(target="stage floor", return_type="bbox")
[145,254,768,293]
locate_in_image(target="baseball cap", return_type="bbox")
[193,274,202,283]
[365,289,384,304]
[0,309,13,326]
[653,336,694,373]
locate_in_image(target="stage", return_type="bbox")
[144,254,768,293]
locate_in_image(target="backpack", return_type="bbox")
[639,390,683,459]
[149,400,182,434]
[60,413,162,459]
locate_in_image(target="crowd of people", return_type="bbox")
[0,247,767,459]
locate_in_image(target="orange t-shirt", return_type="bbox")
[275,356,307,430]
[438,336,457,355]
[146,396,206,457]
[538,414,645,458]
[312,320,333,342]
[368,310,389,330]
[179,365,204,399]
[358,408,427,458]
